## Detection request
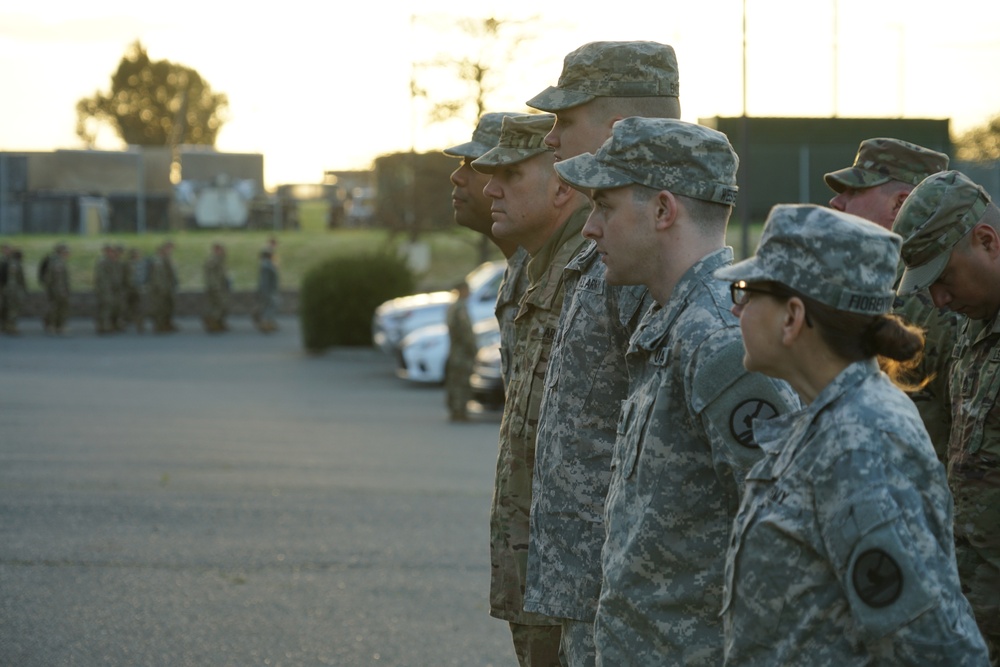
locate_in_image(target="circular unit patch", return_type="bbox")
[852,549,903,608]
[729,399,777,448]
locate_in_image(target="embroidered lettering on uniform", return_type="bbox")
[990,348,1000,364]
[652,348,670,367]
[729,399,778,447]
[542,326,556,344]
[852,549,903,608]
[846,293,892,313]
[578,275,604,294]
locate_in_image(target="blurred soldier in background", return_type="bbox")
[42,243,71,335]
[148,241,179,333]
[202,242,231,333]
[94,244,117,334]
[445,280,476,422]
[122,248,145,333]
[254,247,280,333]
[2,248,26,335]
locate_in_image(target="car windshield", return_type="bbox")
[465,262,502,293]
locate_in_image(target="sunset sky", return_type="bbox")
[2,0,999,189]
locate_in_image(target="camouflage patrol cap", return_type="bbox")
[824,138,949,194]
[443,112,513,159]
[896,170,1000,295]
[471,114,555,174]
[553,117,739,205]
[715,204,901,315]
[526,41,679,112]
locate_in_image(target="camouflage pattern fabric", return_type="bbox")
[897,170,998,296]
[43,252,70,331]
[824,137,949,194]
[554,118,739,207]
[722,360,989,665]
[715,204,900,314]
[147,254,178,331]
[93,253,118,332]
[594,249,799,666]
[508,623,563,667]
[472,114,556,174]
[443,112,509,159]
[526,41,679,112]
[890,189,964,464]
[892,289,962,463]
[256,257,280,325]
[948,315,1000,656]
[490,208,588,626]
[496,247,530,387]
[445,293,476,420]
[1,255,26,331]
[203,252,230,325]
[525,238,650,624]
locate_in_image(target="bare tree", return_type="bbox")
[411,16,539,261]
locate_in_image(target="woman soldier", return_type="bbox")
[714,204,988,666]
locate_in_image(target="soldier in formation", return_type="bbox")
[202,242,231,333]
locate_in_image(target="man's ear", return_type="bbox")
[781,296,808,346]
[972,223,1000,260]
[890,189,909,216]
[653,190,678,230]
[553,179,579,207]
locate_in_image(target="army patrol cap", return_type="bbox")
[443,112,512,159]
[526,41,679,112]
[824,138,949,194]
[553,117,739,205]
[471,114,555,174]
[715,204,901,315]
[896,170,1000,295]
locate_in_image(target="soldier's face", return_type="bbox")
[928,234,1000,320]
[582,186,658,287]
[483,154,559,255]
[828,184,898,230]
[732,284,789,377]
[450,158,493,234]
[545,102,613,161]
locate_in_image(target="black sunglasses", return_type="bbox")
[729,281,783,307]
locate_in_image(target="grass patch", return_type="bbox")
[2,219,764,292]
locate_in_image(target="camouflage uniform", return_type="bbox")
[522,43,678,665]
[825,137,958,461]
[93,247,117,333]
[2,250,26,334]
[897,171,1000,659]
[147,244,179,333]
[445,288,476,421]
[497,247,530,386]
[473,114,589,666]
[716,204,987,666]
[42,246,70,333]
[202,245,231,332]
[525,243,648,626]
[555,118,799,666]
[255,250,280,333]
[122,249,144,333]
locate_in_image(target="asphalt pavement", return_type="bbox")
[0,316,516,667]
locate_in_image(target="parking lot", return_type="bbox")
[0,316,514,667]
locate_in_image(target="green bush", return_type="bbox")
[299,252,414,351]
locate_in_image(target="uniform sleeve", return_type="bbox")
[690,332,800,490]
[814,444,989,665]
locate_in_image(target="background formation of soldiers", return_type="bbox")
[0,239,281,336]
